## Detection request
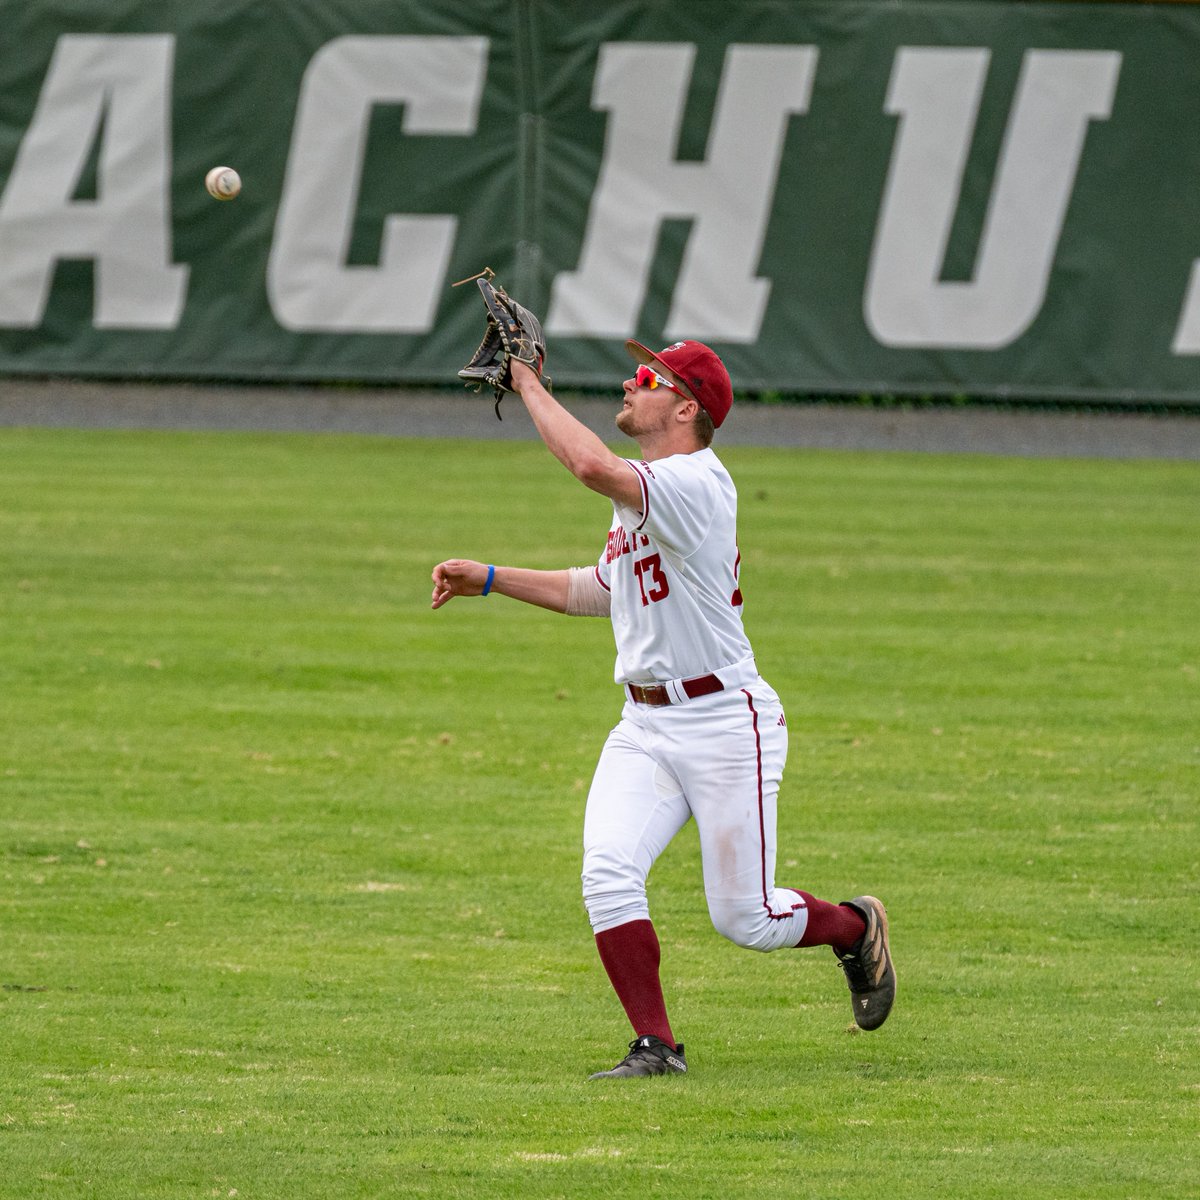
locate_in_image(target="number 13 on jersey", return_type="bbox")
[632,553,670,606]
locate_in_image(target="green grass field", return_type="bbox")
[1,426,1196,1199]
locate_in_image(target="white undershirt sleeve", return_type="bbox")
[565,566,612,617]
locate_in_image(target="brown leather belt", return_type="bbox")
[626,673,724,706]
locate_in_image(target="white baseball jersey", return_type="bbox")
[593,449,753,685]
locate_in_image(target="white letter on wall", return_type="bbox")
[1171,263,1200,354]
[548,44,816,342]
[0,35,187,329]
[865,48,1121,349]
[268,36,487,333]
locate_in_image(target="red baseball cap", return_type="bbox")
[626,339,733,429]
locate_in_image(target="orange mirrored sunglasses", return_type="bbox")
[635,363,687,398]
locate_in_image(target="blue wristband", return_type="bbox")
[482,564,496,597]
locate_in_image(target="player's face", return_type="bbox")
[616,365,689,438]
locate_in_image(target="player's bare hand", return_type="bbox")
[431,559,490,609]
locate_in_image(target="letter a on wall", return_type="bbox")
[0,34,187,329]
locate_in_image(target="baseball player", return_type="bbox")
[431,338,895,1078]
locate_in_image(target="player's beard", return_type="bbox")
[615,399,666,440]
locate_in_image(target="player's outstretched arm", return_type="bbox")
[431,559,570,613]
[509,362,642,509]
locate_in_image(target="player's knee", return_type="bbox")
[708,901,777,953]
[581,860,648,932]
[582,888,649,933]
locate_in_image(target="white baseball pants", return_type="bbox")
[581,679,809,952]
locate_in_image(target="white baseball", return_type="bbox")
[205,166,241,201]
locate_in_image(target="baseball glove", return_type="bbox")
[456,270,550,418]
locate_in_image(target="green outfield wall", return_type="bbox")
[1,1,1199,404]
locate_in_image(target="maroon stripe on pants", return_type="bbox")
[741,688,801,924]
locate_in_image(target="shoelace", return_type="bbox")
[614,1037,667,1066]
[839,951,872,991]
[622,1038,655,1058]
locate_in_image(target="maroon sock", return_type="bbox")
[594,919,677,1047]
[794,892,866,952]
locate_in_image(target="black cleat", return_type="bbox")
[834,895,896,1031]
[588,1035,688,1079]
